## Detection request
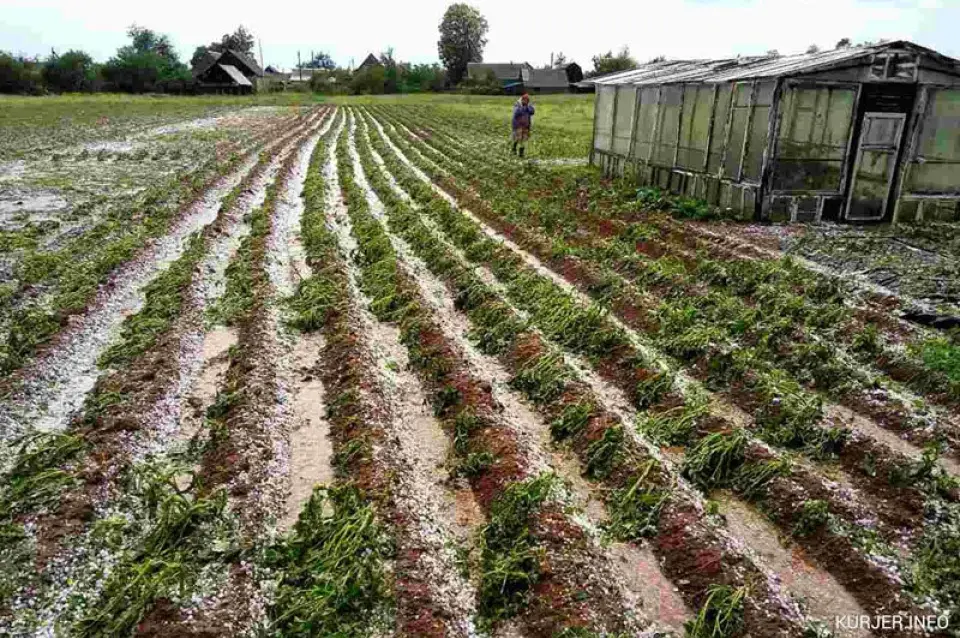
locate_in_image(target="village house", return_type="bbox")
[192,49,263,94]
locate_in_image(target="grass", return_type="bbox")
[685,584,747,638]
[478,473,558,620]
[99,232,205,368]
[605,462,668,541]
[265,484,394,637]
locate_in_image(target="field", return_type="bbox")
[1,93,959,637]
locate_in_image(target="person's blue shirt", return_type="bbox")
[512,100,535,129]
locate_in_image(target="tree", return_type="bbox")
[42,50,96,92]
[351,65,386,94]
[438,3,488,85]
[766,49,781,57]
[0,52,44,94]
[806,44,821,54]
[102,25,189,92]
[552,52,568,68]
[589,46,637,77]
[648,55,666,63]
[835,37,852,49]
[308,51,336,70]
[219,25,255,55]
[191,26,256,68]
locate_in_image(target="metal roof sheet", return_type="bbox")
[589,41,960,86]
[218,64,253,87]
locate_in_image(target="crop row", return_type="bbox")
[361,105,960,633]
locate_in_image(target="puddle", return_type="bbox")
[609,542,691,634]
[714,491,870,638]
[0,191,68,218]
[180,327,237,444]
[281,333,334,532]
[83,141,136,153]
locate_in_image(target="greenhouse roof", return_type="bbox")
[589,41,960,86]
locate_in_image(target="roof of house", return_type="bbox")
[588,41,960,86]
[222,49,263,77]
[192,50,222,78]
[357,53,382,70]
[526,68,570,88]
[218,64,253,87]
[467,62,534,81]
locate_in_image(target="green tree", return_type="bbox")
[191,25,256,67]
[588,46,638,77]
[308,51,336,70]
[102,25,189,93]
[835,38,852,49]
[552,52,568,68]
[438,3,488,85]
[42,50,96,92]
[351,66,386,94]
[0,52,44,94]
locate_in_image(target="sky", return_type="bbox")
[1,0,959,71]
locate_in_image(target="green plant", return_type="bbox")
[682,430,747,490]
[550,401,594,441]
[685,584,747,638]
[584,426,624,479]
[792,500,830,538]
[266,484,394,636]
[606,462,667,541]
[479,473,557,620]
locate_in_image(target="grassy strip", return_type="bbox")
[342,115,640,634]
[365,109,954,631]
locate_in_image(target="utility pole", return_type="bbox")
[550,52,553,67]
[298,50,302,81]
[259,39,264,70]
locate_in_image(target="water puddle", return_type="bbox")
[714,491,870,638]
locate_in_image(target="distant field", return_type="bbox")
[336,92,595,157]
[0,93,324,159]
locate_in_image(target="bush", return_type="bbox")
[42,50,97,93]
[0,51,45,94]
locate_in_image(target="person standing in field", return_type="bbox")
[512,93,535,158]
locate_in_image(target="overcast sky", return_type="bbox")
[2,0,958,71]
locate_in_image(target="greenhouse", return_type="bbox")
[589,41,960,223]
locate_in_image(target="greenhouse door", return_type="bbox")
[845,112,907,221]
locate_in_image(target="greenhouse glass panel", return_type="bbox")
[773,86,855,191]
[595,86,616,152]
[613,86,638,156]
[633,87,659,160]
[707,84,732,173]
[655,85,683,166]
[723,84,752,178]
[907,89,960,193]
